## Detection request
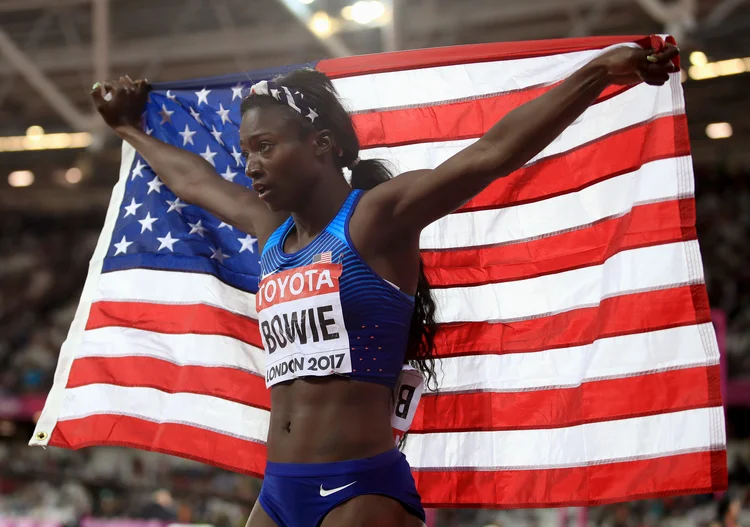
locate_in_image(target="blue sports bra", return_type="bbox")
[257,190,414,388]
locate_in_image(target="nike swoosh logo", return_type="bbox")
[319,481,356,497]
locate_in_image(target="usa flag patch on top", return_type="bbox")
[312,252,332,264]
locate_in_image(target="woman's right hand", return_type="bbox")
[91,76,150,132]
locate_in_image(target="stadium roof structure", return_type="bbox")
[0,0,748,210]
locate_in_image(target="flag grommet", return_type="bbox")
[35,431,48,441]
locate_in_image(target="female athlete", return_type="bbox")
[92,43,679,527]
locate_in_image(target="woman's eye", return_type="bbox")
[259,142,273,153]
[241,151,249,159]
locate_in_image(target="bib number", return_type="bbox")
[257,263,352,387]
[392,365,424,445]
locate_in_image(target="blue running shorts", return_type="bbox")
[258,448,425,527]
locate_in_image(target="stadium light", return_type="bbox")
[688,56,750,80]
[26,125,44,137]
[309,11,333,37]
[299,0,314,3]
[706,122,733,139]
[8,170,34,187]
[65,167,83,184]
[342,1,386,24]
[0,132,93,152]
[689,51,707,66]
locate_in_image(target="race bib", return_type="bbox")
[256,263,352,387]
[391,365,424,445]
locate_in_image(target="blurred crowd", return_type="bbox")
[0,213,99,396]
[0,440,259,527]
[695,165,750,379]
[0,163,749,527]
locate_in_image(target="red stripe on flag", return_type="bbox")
[66,355,719,433]
[317,35,648,78]
[436,285,710,357]
[67,356,271,410]
[424,199,696,288]
[87,286,708,361]
[414,449,727,508]
[459,114,690,212]
[352,83,631,149]
[50,414,267,478]
[86,301,263,349]
[412,365,721,433]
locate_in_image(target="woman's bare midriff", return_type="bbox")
[266,376,396,463]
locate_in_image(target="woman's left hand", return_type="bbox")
[592,43,680,86]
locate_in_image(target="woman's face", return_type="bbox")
[239,105,320,212]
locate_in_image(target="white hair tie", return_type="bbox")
[249,80,319,123]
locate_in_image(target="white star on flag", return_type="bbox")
[131,159,147,180]
[200,145,217,166]
[145,126,153,136]
[220,166,237,182]
[231,146,244,166]
[195,87,211,106]
[138,212,158,233]
[147,176,164,194]
[210,126,224,145]
[166,197,188,214]
[166,90,177,101]
[179,125,196,146]
[231,83,245,100]
[189,106,204,125]
[159,104,174,124]
[188,220,208,238]
[238,234,257,253]
[216,103,231,125]
[218,222,232,230]
[123,198,142,217]
[157,232,179,252]
[211,247,229,263]
[113,235,132,256]
[307,108,319,123]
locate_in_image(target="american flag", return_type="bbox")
[32,35,727,508]
[313,252,333,264]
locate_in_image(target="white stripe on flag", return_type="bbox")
[333,49,604,112]
[434,241,704,323]
[95,268,257,316]
[403,406,724,470]
[435,323,718,393]
[58,384,269,442]
[361,79,681,172]
[79,326,265,373]
[420,156,690,250]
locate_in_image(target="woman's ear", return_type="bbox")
[314,130,335,157]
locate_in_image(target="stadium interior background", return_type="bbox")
[0,0,748,526]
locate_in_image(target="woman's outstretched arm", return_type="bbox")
[360,44,679,237]
[91,77,287,245]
